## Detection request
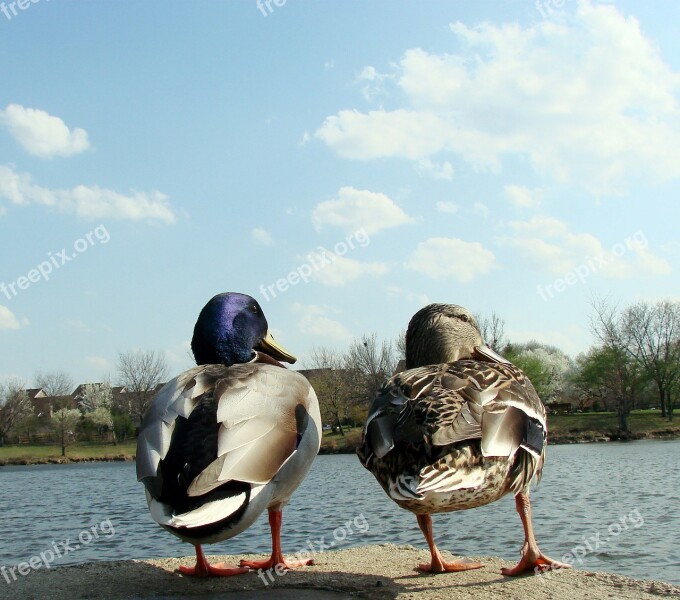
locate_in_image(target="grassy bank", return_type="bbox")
[547,409,680,443]
[1,411,677,465]
[0,440,136,465]
[317,410,680,453]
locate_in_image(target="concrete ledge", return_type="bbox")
[2,544,677,600]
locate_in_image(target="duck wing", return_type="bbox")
[136,363,318,533]
[360,359,546,463]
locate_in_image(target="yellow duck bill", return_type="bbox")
[255,331,297,364]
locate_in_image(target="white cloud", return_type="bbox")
[251,227,274,246]
[0,165,175,224]
[85,356,110,371]
[294,304,352,342]
[312,253,388,286]
[418,158,454,180]
[404,237,497,282]
[312,186,414,234]
[501,216,672,278]
[385,285,430,307]
[436,201,459,214]
[67,319,93,333]
[505,184,543,208]
[356,65,392,101]
[0,104,90,158]
[316,109,453,161]
[0,305,27,330]
[315,3,680,194]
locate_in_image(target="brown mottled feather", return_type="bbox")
[358,357,546,514]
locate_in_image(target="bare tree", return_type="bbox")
[117,350,168,423]
[306,347,354,436]
[393,329,407,374]
[475,312,507,353]
[0,379,33,445]
[33,371,74,397]
[344,334,396,406]
[395,329,407,361]
[622,300,680,421]
[589,297,646,431]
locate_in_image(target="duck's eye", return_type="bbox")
[458,314,469,322]
[250,304,259,314]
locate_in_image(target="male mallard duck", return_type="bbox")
[136,292,321,576]
[357,303,569,576]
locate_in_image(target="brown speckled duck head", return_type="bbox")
[404,303,484,369]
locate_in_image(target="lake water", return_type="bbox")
[0,440,678,584]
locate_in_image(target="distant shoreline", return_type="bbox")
[0,429,677,466]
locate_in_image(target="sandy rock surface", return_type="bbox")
[3,544,678,600]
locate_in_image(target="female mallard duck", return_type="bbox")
[357,303,569,576]
[136,292,321,576]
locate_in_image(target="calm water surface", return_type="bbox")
[0,440,678,584]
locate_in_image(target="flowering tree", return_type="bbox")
[52,408,81,457]
[79,383,116,445]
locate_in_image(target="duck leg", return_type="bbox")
[178,544,250,577]
[239,509,315,571]
[416,514,483,573]
[501,492,572,576]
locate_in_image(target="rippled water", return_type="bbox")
[0,440,678,584]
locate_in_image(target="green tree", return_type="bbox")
[504,342,573,403]
[573,346,646,431]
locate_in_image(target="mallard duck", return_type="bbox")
[357,303,569,575]
[136,292,321,576]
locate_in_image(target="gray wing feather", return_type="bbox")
[136,365,213,481]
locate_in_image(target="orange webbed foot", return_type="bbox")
[239,556,314,571]
[178,545,250,577]
[418,558,483,573]
[501,544,571,577]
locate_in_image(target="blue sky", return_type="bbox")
[1,0,679,386]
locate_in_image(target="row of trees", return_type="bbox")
[2,299,678,445]
[0,350,169,452]
[582,298,680,430]
[305,300,680,435]
[306,333,400,435]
